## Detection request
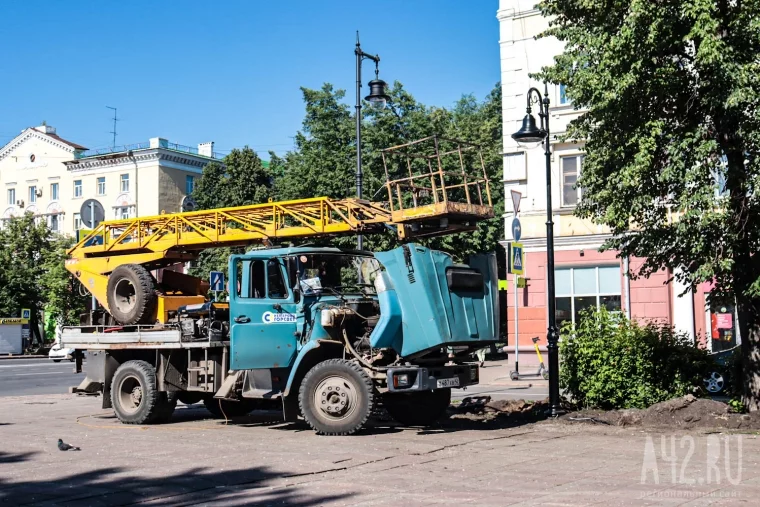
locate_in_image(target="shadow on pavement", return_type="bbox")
[168,402,543,435]
[0,450,354,506]
[0,451,39,464]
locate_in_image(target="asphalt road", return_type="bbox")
[0,358,84,397]
[0,358,548,401]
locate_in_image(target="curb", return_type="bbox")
[0,355,47,360]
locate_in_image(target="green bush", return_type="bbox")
[559,307,712,409]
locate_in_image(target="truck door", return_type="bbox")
[229,256,298,370]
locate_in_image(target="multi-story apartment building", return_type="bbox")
[0,125,221,234]
[497,0,735,360]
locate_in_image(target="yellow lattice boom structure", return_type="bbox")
[66,136,494,322]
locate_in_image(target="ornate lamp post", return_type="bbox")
[511,83,563,416]
[355,32,390,251]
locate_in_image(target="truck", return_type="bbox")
[63,136,498,435]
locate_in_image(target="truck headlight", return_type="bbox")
[393,373,410,388]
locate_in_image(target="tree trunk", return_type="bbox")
[737,297,760,411]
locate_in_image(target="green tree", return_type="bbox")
[274,81,504,261]
[43,235,88,331]
[190,147,273,277]
[537,0,760,408]
[0,215,52,345]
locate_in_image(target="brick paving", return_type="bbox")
[0,393,757,506]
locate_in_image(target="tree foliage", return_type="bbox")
[274,81,504,260]
[0,215,86,345]
[537,0,760,407]
[43,235,89,328]
[190,147,273,277]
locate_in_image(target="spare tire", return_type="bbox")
[107,264,157,324]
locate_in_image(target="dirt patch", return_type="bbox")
[561,394,760,430]
[441,396,549,428]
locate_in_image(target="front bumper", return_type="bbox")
[386,363,479,392]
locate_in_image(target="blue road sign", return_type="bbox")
[511,218,522,242]
[509,242,524,275]
[210,271,225,292]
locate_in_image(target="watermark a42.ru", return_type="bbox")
[641,434,742,486]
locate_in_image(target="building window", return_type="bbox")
[8,188,15,206]
[116,206,131,220]
[561,155,583,207]
[74,180,82,198]
[51,183,59,201]
[120,174,130,192]
[97,177,106,195]
[555,265,622,329]
[560,84,570,105]
[74,213,81,231]
[186,175,195,195]
[29,186,37,204]
[49,214,59,232]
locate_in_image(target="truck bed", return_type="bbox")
[61,326,226,350]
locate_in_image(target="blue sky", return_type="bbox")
[0,2,500,158]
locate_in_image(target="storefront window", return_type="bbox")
[556,265,622,329]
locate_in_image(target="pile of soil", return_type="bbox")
[446,396,549,427]
[563,394,760,430]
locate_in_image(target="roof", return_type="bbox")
[47,133,87,151]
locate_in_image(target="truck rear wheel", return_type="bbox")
[107,264,157,325]
[384,389,451,426]
[111,360,167,424]
[299,359,374,435]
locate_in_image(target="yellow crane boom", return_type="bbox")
[66,136,494,324]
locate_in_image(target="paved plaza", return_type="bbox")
[1,393,758,506]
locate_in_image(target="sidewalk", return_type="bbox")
[478,358,549,388]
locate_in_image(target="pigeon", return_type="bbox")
[57,439,80,451]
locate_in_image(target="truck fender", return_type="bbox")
[283,340,343,397]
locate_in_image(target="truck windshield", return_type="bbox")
[287,254,380,296]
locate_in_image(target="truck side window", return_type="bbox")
[250,260,265,298]
[267,259,287,299]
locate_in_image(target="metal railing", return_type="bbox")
[75,141,225,160]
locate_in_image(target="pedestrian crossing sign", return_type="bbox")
[21,308,31,320]
[509,242,524,275]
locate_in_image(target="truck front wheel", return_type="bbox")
[384,389,452,427]
[299,359,374,435]
[111,360,170,424]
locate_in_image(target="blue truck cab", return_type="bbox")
[221,243,498,434]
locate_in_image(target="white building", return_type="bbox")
[0,125,220,234]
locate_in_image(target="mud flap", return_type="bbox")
[282,394,299,422]
[214,370,244,399]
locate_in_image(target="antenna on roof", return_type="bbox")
[106,106,119,148]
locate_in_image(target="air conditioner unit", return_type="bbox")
[35,189,42,197]
[16,199,24,208]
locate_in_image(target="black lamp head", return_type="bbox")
[511,113,546,144]
[365,79,391,109]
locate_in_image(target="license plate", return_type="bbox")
[437,377,460,388]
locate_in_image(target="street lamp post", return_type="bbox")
[355,32,390,251]
[511,83,563,417]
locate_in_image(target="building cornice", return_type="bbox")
[65,149,211,172]
[0,129,78,162]
[500,232,613,251]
